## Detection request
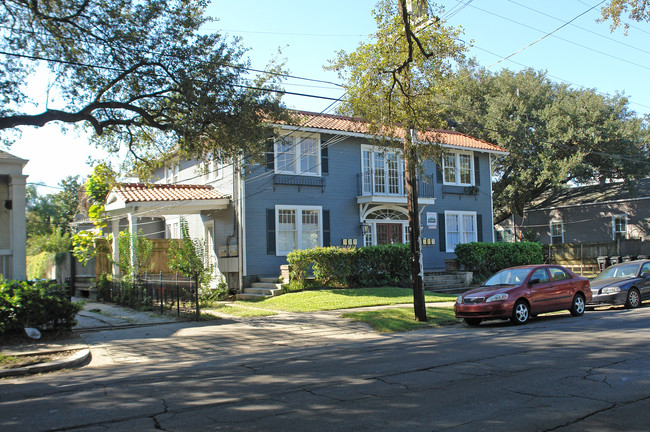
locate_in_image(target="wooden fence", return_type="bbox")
[95,238,175,274]
[546,239,650,276]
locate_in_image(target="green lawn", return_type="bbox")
[342,307,459,333]
[236,287,456,312]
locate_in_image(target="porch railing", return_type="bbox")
[357,169,434,198]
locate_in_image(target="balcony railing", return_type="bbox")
[357,169,434,198]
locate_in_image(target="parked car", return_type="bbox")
[588,260,650,308]
[455,265,591,326]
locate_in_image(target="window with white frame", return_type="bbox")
[361,146,404,195]
[612,214,628,240]
[550,220,564,244]
[276,205,322,255]
[445,211,476,252]
[275,133,320,176]
[202,154,222,182]
[442,151,474,186]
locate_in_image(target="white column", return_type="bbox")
[10,174,27,280]
[112,218,120,277]
[127,212,137,278]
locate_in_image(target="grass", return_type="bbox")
[236,287,457,313]
[342,307,459,333]
[206,304,278,317]
[0,354,21,367]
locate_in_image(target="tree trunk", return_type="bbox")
[405,130,427,322]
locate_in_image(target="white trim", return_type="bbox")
[550,220,564,244]
[612,214,628,240]
[274,205,323,256]
[444,210,477,253]
[489,154,495,243]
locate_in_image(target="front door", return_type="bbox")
[376,223,403,245]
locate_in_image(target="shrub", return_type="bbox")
[286,244,410,290]
[27,251,55,279]
[455,242,544,278]
[0,279,81,335]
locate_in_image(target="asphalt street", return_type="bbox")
[1,305,649,431]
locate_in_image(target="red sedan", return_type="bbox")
[455,265,592,326]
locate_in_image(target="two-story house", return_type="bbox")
[105,111,506,290]
[0,151,28,280]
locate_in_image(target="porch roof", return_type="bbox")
[105,183,230,216]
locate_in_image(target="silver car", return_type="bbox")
[588,260,650,308]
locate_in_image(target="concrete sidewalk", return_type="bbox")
[74,298,180,330]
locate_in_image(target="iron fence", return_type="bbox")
[103,272,199,319]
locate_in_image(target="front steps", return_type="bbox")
[236,277,283,300]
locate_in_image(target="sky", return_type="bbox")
[9,0,650,194]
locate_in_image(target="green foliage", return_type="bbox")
[167,218,213,289]
[600,0,650,32]
[27,229,72,255]
[455,242,544,277]
[26,176,81,238]
[0,0,285,173]
[116,229,154,279]
[286,244,411,290]
[439,65,649,223]
[0,279,81,335]
[96,273,112,302]
[72,164,116,265]
[26,252,55,280]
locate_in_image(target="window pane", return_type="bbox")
[459,154,471,184]
[387,155,400,194]
[362,150,371,194]
[277,137,296,173]
[443,153,456,183]
[299,137,318,174]
[462,214,475,243]
[374,153,385,193]
[278,209,296,251]
[301,210,320,249]
[446,214,460,250]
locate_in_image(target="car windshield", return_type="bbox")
[483,268,531,287]
[594,262,640,280]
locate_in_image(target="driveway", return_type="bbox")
[1,305,649,431]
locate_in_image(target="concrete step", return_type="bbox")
[250,282,282,289]
[258,277,280,284]
[244,287,282,296]
[236,292,271,300]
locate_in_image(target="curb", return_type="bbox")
[0,348,91,378]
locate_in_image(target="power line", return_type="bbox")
[486,1,606,69]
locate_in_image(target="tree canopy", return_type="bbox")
[26,175,81,237]
[0,0,285,170]
[438,65,650,223]
[600,0,650,31]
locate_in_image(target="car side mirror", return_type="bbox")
[642,272,650,278]
[529,278,541,286]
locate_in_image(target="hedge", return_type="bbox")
[0,279,81,335]
[455,242,544,276]
[286,244,410,290]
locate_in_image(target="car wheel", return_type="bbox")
[570,293,585,317]
[464,318,482,326]
[625,288,641,309]
[510,300,530,325]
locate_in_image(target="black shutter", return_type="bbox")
[436,162,443,183]
[477,214,483,242]
[265,139,274,171]
[323,210,331,246]
[439,213,446,252]
[474,155,480,186]
[321,140,329,175]
[266,209,276,255]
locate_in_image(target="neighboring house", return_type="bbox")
[496,179,650,244]
[104,111,507,290]
[0,151,28,280]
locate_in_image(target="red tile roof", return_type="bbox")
[280,111,507,153]
[111,183,228,204]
